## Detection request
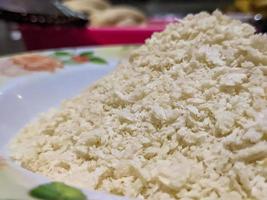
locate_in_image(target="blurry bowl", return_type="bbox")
[20,19,174,50]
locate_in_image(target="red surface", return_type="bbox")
[20,19,173,50]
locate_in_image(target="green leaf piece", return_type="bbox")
[79,51,94,58]
[90,56,107,64]
[63,60,77,65]
[29,182,87,200]
[53,51,71,57]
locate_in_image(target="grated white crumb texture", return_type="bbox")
[10,11,267,200]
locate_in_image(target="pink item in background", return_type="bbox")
[20,19,174,50]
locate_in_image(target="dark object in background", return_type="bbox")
[0,0,88,26]
[252,14,267,33]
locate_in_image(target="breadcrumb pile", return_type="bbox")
[10,11,267,200]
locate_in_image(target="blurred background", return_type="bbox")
[0,0,266,55]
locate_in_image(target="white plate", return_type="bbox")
[0,46,136,200]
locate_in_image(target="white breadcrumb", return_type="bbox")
[10,11,267,200]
